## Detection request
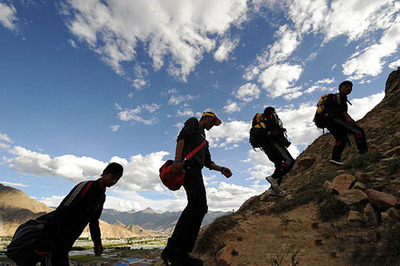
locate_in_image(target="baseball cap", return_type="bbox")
[201,108,222,126]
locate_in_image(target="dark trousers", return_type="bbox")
[165,164,208,255]
[327,118,368,160]
[262,142,295,185]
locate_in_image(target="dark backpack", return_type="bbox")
[7,211,54,262]
[313,94,334,129]
[249,112,287,148]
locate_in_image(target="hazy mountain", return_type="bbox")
[101,208,228,232]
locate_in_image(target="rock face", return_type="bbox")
[194,69,400,265]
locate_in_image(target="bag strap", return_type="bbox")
[184,140,206,160]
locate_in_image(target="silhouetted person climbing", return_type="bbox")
[161,108,232,266]
[323,81,368,165]
[249,107,294,196]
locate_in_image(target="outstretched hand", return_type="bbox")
[221,167,232,178]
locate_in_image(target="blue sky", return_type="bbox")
[0,0,399,213]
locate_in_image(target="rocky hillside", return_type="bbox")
[0,183,54,236]
[193,68,400,265]
[0,184,156,237]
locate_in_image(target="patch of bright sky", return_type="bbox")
[0,0,398,212]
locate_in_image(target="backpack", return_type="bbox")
[7,211,54,262]
[249,112,287,148]
[313,94,334,129]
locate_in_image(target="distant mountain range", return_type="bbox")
[0,183,228,236]
[101,208,228,233]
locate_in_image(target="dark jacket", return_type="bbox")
[37,179,105,251]
[177,117,213,169]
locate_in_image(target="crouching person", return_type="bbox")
[8,162,123,265]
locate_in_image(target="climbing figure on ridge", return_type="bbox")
[161,108,233,266]
[249,107,295,197]
[313,80,368,165]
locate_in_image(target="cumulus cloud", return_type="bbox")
[207,120,250,149]
[63,0,248,80]
[0,3,17,31]
[234,83,260,103]
[223,100,241,113]
[348,91,385,120]
[322,0,397,42]
[258,63,303,98]
[117,103,161,125]
[389,59,400,69]
[214,37,240,62]
[5,145,169,191]
[342,16,400,79]
[206,182,260,211]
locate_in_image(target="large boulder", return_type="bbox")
[296,155,317,168]
[338,189,368,206]
[329,174,356,193]
[366,189,398,211]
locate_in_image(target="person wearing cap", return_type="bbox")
[161,108,232,266]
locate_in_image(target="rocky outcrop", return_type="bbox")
[194,69,400,265]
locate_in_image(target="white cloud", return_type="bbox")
[342,16,400,79]
[132,65,149,90]
[63,0,248,81]
[8,146,106,182]
[0,133,14,144]
[214,37,240,62]
[109,125,120,132]
[268,25,300,64]
[5,145,170,191]
[234,83,260,103]
[389,59,400,69]
[168,94,197,105]
[207,120,250,149]
[206,182,260,211]
[0,3,17,31]
[322,0,396,42]
[0,143,9,149]
[176,108,195,118]
[39,195,65,208]
[0,181,28,188]
[258,63,303,98]
[348,91,385,121]
[287,0,328,34]
[117,103,161,125]
[223,100,241,113]
[68,39,78,48]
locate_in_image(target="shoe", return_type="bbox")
[268,187,287,197]
[329,159,344,165]
[266,176,279,190]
